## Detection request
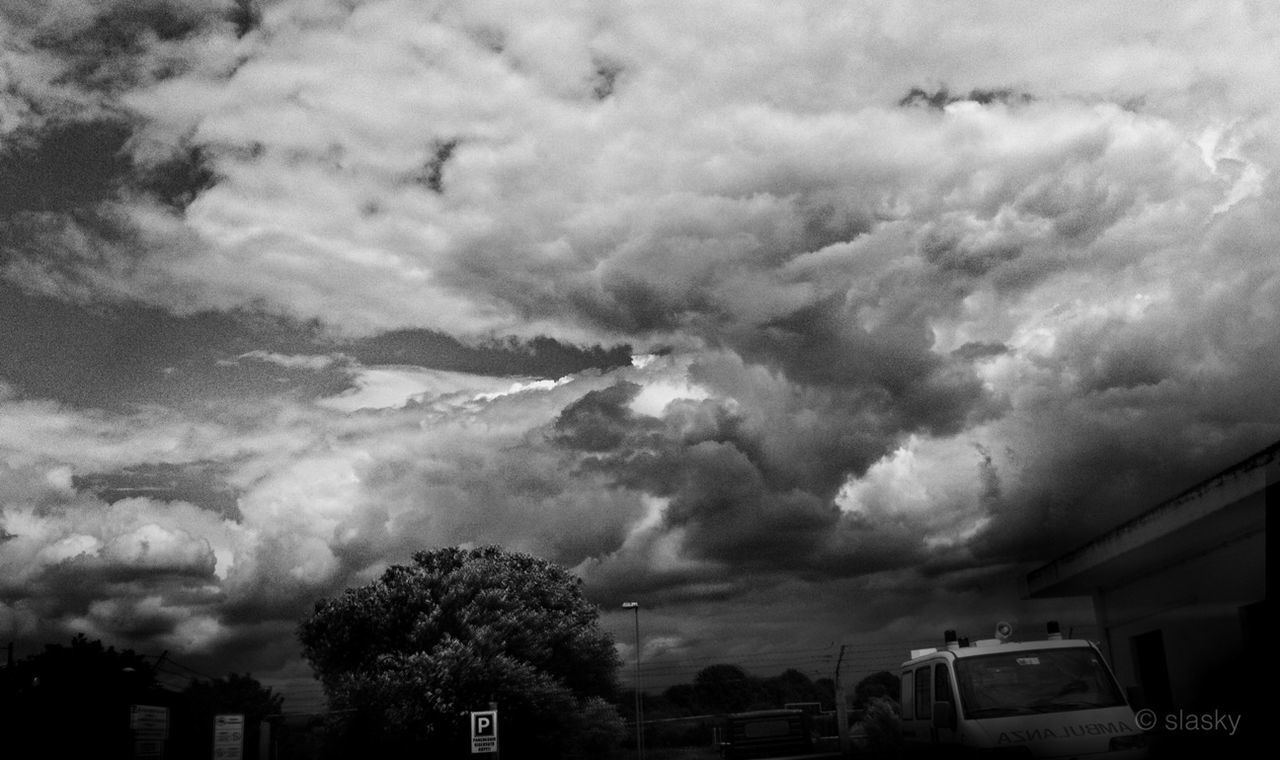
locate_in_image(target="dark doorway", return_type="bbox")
[1130,629,1173,710]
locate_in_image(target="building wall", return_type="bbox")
[1096,528,1265,711]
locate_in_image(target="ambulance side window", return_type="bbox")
[934,664,954,707]
[901,670,914,720]
[914,666,932,720]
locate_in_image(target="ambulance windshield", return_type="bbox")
[954,647,1126,718]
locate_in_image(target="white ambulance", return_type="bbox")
[898,621,1149,758]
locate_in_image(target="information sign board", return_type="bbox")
[213,713,245,760]
[131,704,170,738]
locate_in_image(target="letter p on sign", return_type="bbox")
[471,710,498,754]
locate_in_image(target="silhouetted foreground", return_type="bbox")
[1,635,281,759]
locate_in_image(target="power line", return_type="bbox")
[638,653,836,676]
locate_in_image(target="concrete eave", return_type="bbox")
[1025,441,1276,598]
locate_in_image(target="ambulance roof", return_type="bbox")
[903,638,1096,667]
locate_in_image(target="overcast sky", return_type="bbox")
[2,0,1277,708]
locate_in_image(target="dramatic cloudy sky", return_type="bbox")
[2,0,1277,707]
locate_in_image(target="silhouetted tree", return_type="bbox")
[652,666,837,719]
[0,635,164,759]
[178,673,284,759]
[661,682,697,713]
[762,668,831,708]
[297,545,623,759]
[184,672,283,721]
[693,664,765,712]
[853,670,901,706]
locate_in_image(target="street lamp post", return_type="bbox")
[621,602,644,760]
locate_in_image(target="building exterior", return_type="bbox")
[1024,441,1271,745]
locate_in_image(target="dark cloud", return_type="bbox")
[796,198,876,253]
[899,87,1034,109]
[732,295,993,437]
[1074,339,1174,393]
[662,445,840,569]
[347,330,633,379]
[74,462,241,519]
[22,1,237,91]
[552,373,948,582]
[571,274,703,334]
[0,281,344,409]
[229,0,261,38]
[417,139,460,194]
[591,59,623,100]
[554,382,847,573]
[920,230,1023,277]
[45,552,219,587]
[0,500,226,653]
[951,341,1010,361]
[0,119,133,215]
[31,10,196,89]
[0,2,244,292]
[0,280,632,410]
[968,416,1278,566]
[0,116,215,298]
[135,144,219,211]
[552,382,651,452]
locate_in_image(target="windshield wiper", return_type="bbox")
[1030,701,1112,712]
[966,707,1037,718]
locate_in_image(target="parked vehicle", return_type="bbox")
[898,621,1149,758]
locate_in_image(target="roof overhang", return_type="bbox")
[1025,443,1275,598]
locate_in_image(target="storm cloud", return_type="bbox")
[2,0,1278,700]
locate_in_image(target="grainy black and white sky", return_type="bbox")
[2,0,1277,707]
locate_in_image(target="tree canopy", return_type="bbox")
[297,545,623,758]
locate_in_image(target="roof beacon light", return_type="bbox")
[944,629,959,651]
[1046,620,1063,641]
[995,621,1013,642]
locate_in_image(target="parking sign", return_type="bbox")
[470,710,498,754]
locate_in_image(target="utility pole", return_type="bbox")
[490,699,500,760]
[834,644,849,754]
[622,602,644,760]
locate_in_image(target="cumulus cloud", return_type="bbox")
[0,361,652,656]
[4,0,1270,341]
[2,0,1278,696]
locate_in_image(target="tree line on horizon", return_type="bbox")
[2,546,910,759]
[644,663,837,718]
[0,633,282,758]
[295,545,914,758]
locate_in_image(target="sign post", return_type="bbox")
[470,709,498,755]
[213,714,245,760]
